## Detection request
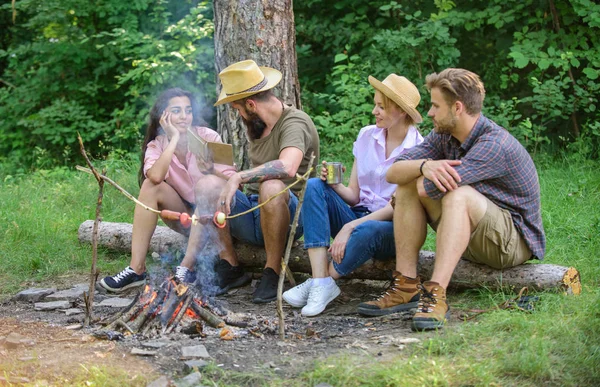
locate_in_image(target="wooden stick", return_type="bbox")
[76,165,160,215]
[165,293,193,334]
[277,152,315,340]
[191,302,225,328]
[77,133,103,327]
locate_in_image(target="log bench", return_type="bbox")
[78,220,581,294]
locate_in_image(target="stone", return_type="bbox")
[34,300,71,311]
[146,375,170,387]
[65,308,84,316]
[183,359,209,372]
[141,340,170,349]
[13,288,56,302]
[181,345,210,359]
[174,372,203,387]
[4,333,25,349]
[45,287,87,301]
[97,298,134,308]
[131,348,157,356]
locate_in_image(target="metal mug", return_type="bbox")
[326,162,343,185]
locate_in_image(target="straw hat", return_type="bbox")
[214,60,282,106]
[368,74,422,124]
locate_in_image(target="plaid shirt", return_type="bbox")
[396,115,546,259]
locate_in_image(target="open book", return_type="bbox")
[187,128,234,166]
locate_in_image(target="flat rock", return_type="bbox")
[4,332,26,349]
[174,372,204,387]
[65,308,84,316]
[183,359,209,372]
[181,345,210,359]
[146,375,170,387]
[34,300,71,311]
[45,286,88,301]
[141,340,170,349]
[97,298,134,308]
[131,348,157,356]
[13,288,56,302]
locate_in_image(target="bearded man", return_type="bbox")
[179,60,319,303]
[360,68,545,331]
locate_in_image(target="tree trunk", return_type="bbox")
[213,0,301,170]
[78,220,581,294]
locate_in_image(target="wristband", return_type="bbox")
[419,159,431,176]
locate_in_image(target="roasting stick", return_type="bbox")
[77,165,314,227]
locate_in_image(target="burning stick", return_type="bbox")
[277,153,315,340]
[164,293,194,334]
[77,134,103,327]
[191,301,225,328]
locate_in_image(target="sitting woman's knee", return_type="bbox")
[193,174,224,197]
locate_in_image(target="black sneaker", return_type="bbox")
[175,266,197,285]
[215,259,252,296]
[99,267,147,293]
[253,268,279,304]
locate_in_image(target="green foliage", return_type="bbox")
[0,0,214,173]
[295,0,600,159]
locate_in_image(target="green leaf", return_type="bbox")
[334,53,348,63]
[570,58,581,67]
[538,59,551,70]
[583,67,599,80]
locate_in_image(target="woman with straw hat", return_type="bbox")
[283,74,424,317]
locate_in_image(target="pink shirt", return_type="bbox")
[353,125,424,211]
[143,126,237,204]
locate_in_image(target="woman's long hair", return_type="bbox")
[137,88,207,186]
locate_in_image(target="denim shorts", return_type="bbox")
[227,189,303,246]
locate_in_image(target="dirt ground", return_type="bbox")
[0,273,464,385]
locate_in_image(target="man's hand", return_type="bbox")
[422,159,462,193]
[328,224,353,264]
[218,173,242,215]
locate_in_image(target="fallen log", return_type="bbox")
[78,220,581,294]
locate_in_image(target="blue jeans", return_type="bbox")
[302,178,395,276]
[228,189,303,246]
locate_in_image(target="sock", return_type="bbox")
[312,277,334,287]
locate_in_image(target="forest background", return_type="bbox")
[1,0,599,173]
[1,1,599,385]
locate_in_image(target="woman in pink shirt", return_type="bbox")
[99,88,236,293]
[283,74,424,316]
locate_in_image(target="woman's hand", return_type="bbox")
[319,160,329,181]
[160,111,180,141]
[328,224,354,264]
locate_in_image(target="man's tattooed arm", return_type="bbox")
[238,160,290,184]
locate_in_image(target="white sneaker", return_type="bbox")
[301,282,341,317]
[282,278,313,308]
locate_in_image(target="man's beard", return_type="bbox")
[243,110,267,140]
[433,111,457,135]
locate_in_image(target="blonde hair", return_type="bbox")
[376,90,415,127]
[425,68,485,115]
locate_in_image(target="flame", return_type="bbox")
[185,308,199,319]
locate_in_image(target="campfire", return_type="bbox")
[99,277,238,339]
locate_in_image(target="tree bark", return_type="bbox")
[78,220,581,294]
[213,0,301,170]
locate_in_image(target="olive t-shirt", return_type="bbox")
[246,106,320,195]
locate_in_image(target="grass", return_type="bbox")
[1,156,599,386]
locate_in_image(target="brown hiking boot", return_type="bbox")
[357,271,420,316]
[411,281,450,331]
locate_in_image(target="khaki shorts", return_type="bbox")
[431,198,532,269]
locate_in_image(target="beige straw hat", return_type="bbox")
[368,74,422,124]
[214,60,282,106]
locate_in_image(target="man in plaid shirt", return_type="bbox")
[357,68,545,331]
